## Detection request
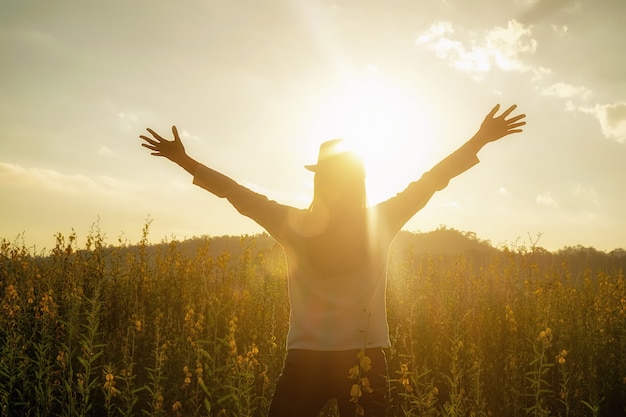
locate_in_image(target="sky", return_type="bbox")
[1,0,625,253]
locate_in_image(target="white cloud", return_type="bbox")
[0,162,96,194]
[416,19,547,79]
[541,82,591,100]
[105,100,157,131]
[118,111,139,122]
[485,20,537,70]
[416,21,455,44]
[0,162,139,197]
[564,100,576,112]
[535,184,600,213]
[550,24,568,36]
[536,191,558,208]
[579,101,626,143]
[181,130,202,142]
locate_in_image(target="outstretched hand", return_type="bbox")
[475,104,526,146]
[139,126,186,164]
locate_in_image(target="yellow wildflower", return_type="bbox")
[360,377,373,393]
[350,383,362,402]
[348,365,360,379]
[357,350,372,372]
[103,373,118,396]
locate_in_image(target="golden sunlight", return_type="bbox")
[307,74,435,203]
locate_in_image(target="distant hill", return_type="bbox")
[391,227,498,256]
[159,227,499,261]
[43,227,624,286]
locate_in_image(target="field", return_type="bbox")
[1,224,625,417]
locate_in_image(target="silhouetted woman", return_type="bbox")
[139,104,526,417]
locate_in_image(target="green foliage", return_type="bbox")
[0,224,625,416]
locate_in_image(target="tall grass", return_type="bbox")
[1,224,624,416]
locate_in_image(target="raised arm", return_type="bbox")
[465,104,526,154]
[139,125,293,239]
[139,125,237,197]
[139,125,199,175]
[376,103,526,234]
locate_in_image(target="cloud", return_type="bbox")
[541,82,591,100]
[484,20,538,70]
[579,101,626,143]
[105,100,158,131]
[416,19,547,79]
[0,162,139,197]
[550,24,568,36]
[536,191,558,208]
[0,162,93,193]
[116,109,154,131]
[180,130,202,142]
[535,183,600,213]
[118,111,139,123]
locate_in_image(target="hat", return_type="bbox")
[305,139,361,172]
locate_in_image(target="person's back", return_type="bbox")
[280,206,391,351]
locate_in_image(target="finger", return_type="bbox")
[487,104,501,118]
[140,136,159,146]
[146,128,166,141]
[500,104,518,118]
[141,143,159,152]
[172,125,180,141]
[506,114,526,123]
[508,121,526,129]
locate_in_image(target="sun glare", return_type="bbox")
[307,75,434,203]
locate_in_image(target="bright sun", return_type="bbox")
[307,73,435,204]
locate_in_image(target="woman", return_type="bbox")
[139,103,526,417]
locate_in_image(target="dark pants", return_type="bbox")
[268,348,388,417]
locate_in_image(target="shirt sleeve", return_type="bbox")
[192,164,292,240]
[376,142,480,235]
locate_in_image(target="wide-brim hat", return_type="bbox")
[305,138,363,172]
